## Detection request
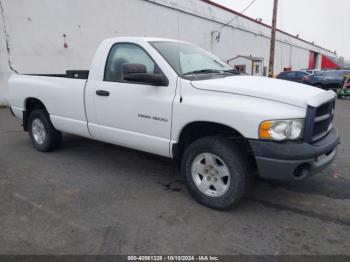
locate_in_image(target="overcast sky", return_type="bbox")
[212,0,350,60]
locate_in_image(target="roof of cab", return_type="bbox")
[103,36,187,44]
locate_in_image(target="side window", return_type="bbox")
[296,72,306,78]
[104,43,156,82]
[287,72,296,78]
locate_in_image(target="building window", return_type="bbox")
[234,65,246,73]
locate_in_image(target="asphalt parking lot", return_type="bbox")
[0,101,349,255]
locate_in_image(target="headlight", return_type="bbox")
[259,119,304,141]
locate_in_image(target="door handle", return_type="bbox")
[96,90,110,97]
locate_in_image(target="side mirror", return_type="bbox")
[122,63,168,86]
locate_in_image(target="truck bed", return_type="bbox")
[8,73,90,138]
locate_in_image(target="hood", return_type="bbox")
[191,76,332,108]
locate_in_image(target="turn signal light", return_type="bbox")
[259,121,273,139]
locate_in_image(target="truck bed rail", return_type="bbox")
[25,70,89,80]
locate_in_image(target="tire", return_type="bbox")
[181,136,251,210]
[28,109,62,152]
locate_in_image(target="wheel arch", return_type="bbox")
[173,121,255,167]
[23,97,48,131]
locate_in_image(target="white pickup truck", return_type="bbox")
[8,37,340,209]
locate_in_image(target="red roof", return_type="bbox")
[201,0,335,54]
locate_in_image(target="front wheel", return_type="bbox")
[181,136,251,210]
[28,110,62,152]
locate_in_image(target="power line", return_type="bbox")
[220,0,257,29]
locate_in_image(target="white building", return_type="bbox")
[0,0,336,105]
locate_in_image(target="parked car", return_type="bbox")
[8,37,340,210]
[276,71,311,83]
[303,70,350,90]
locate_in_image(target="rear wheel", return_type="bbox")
[28,110,62,152]
[181,136,251,210]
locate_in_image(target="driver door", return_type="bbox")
[88,43,176,156]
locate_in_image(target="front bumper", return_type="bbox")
[249,128,340,180]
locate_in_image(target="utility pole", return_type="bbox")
[268,0,278,78]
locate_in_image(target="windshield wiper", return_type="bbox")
[183,69,222,76]
[183,69,240,76]
[223,69,240,75]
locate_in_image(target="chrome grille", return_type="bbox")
[304,99,335,143]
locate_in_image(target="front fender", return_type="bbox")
[171,81,306,142]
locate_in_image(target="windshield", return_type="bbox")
[150,41,236,80]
